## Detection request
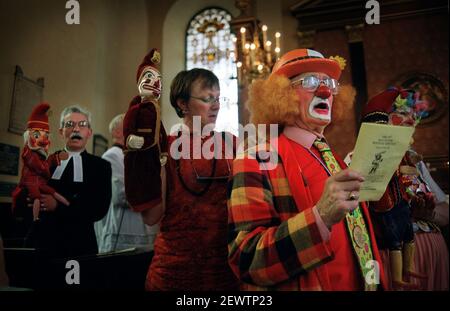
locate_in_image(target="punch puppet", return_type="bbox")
[123,49,168,215]
[12,103,69,221]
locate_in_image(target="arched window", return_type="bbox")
[186,7,238,136]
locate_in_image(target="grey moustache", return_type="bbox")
[70,133,83,139]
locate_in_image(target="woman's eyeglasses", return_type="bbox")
[190,96,230,106]
[291,75,339,95]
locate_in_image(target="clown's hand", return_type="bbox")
[316,169,364,229]
[127,134,144,149]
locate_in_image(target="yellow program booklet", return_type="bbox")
[349,122,415,202]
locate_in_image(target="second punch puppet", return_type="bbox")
[123,49,168,213]
[12,103,70,221]
[361,87,428,289]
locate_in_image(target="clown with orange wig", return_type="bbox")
[227,49,386,291]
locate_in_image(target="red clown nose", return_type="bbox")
[315,85,332,99]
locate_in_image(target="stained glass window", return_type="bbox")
[186,8,238,136]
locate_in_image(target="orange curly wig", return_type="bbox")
[246,74,356,129]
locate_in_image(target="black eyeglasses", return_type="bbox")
[63,120,90,129]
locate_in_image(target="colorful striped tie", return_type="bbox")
[313,139,377,291]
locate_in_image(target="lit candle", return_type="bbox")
[244,43,250,54]
[275,47,280,60]
[265,40,272,63]
[237,61,242,83]
[250,43,256,66]
[275,32,281,52]
[232,37,238,61]
[262,25,268,47]
[240,27,246,52]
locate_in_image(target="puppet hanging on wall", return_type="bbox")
[123,48,168,213]
[12,102,70,221]
[361,87,429,289]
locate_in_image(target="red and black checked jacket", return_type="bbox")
[227,134,385,290]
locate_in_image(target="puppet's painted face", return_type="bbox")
[291,72,336,133]
[388,111,415,127]
[389,92,428,126]
[138,67,161,100]
[388,94,420,146]
[388,94,418,127]
[28,129,50,157]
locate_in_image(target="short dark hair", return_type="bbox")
[170,68,219,118]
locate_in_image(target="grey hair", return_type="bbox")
[60,105,92,128]
[108,113,125,134]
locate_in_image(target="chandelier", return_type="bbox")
[230,1,281,87]
[233,23,281,86]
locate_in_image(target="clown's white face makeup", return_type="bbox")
[308,96,332,121]
[138,67,162,100]
[292,72,334,135]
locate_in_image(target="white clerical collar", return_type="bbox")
[51,148,84,182]
[67,150,81,156]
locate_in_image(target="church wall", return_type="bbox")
[363,14,449,158]
[0,0,165,193]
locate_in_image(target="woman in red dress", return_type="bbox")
[142,68,239,290]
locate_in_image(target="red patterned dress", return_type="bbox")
[146,132,239,290]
